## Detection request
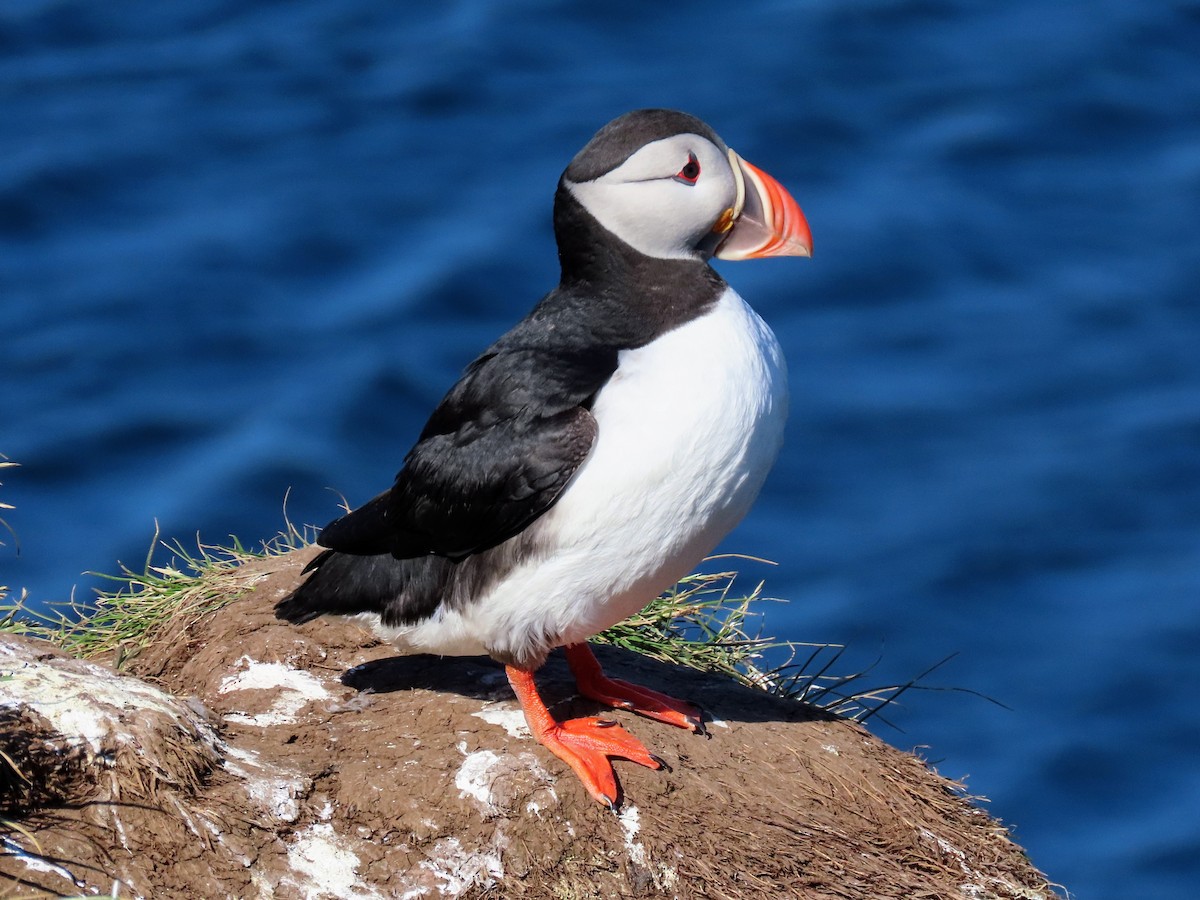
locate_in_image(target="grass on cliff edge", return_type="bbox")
[0,520,945,724]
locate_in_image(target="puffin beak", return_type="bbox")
[714,150,813,260]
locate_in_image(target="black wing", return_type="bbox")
[317,342,613,561]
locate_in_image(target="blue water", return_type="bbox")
[4,2,1199,896]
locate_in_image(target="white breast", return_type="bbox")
[380,286,788,666]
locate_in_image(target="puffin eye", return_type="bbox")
[673,153,701,185]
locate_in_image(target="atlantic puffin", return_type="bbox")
[277,109,811,807]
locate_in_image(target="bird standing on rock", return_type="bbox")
[276,109,812,807]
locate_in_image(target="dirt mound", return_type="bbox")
[2,549,1060,898]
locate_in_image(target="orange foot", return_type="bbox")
[565,642,706,734]
[506,664,663,807]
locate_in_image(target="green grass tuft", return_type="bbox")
[0,520,315,670]
[592,556,950,722]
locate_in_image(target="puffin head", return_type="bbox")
[560,109,812,263]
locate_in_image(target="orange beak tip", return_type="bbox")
[716,153,813,261]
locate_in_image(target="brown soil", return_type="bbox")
[1,548,1060,899]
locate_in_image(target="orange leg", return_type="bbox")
[505,664,662,807]
[565,643,705,734]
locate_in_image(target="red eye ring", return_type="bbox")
[673,152,701,185]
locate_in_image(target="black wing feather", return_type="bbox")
[317,341,612,561]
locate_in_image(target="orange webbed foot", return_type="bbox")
[565,642,706,734]
[506,664,663,807]
[537,715,664,807]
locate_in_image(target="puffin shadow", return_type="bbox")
[340,645,836,726]
[568,645,837,727]
[340,653,506,702]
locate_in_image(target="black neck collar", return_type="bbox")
[548,183,726,349]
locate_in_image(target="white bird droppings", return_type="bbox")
[218,656,331,727]
[455,750,503,810]
[618,804,647,867]
[470,707,530,738]
[0,642,217,756]
[1,835,82,890]
[618,803,678,890]
[223,744,309,823]
[286,824,384,900]
[414,837,504,898]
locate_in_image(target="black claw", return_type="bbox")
[649,753,672,772]
[685,700,710,737]
[596,718,618,728]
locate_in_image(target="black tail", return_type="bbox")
[275,550,342,623]
[275,548,451,627]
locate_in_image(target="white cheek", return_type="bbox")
[567,169,734,260]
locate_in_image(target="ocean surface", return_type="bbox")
[4,2,1199,896]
